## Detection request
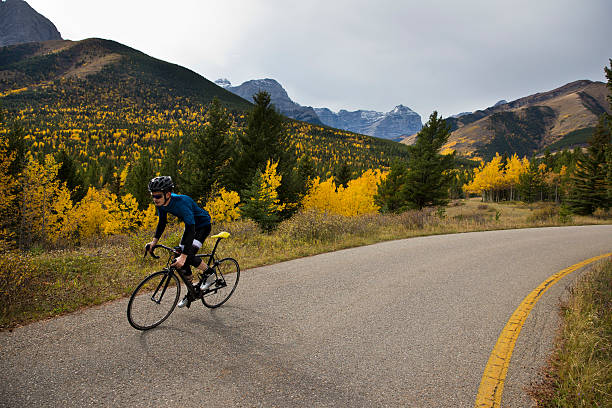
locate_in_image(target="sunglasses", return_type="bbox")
[151,194,164,200]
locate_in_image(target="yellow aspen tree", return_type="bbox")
[302,177,340,214]
[241,160,285,230]
[205,188,241,222]
[464,154,503,201]
[140,204,159,231]
[259,160,285,214]
[71,187,110,239]
[20,154,61,246]
[504,154,526,201]
[0,135,18,249]
[46,183,77,244]
[338,169,385,216]
[303,169,385,216]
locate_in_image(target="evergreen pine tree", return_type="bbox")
[296,154,317,195]
[402,111,455,209]
[567,60,612,214]
[55,150,86,201]
[125,150,154,209]
[6,121,26,177]
[240,161,285,231]
[517,158,544,203]
[334,163,353,189]
[181,98,233,203]
[84,160,102,189]
[160,133,183,183]
[567,115,611,214]
[229,91,286,193]
[374,159,409,213]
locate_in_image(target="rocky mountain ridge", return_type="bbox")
[315,105,422,141]
[405,80,611,160]
[217,78,422,140]
[217,78,322,125]
[0,0,62,47]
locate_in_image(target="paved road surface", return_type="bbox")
[1,225,611,407]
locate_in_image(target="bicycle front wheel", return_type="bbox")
[127,270,181,330]
[202,258,240,308]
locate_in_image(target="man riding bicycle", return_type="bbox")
[145,176,215,308]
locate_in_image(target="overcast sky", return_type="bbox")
[26,0,612,119]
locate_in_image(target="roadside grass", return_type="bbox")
[529,258,612,407]
[1,199,610,329]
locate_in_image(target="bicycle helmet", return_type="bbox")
[148,176,174,193]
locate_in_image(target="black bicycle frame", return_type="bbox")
[148,237,226,298]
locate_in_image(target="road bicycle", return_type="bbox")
[127,231,240,330]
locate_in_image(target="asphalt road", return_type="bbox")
[1,225,611,407]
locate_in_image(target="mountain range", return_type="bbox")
[424,80,611,160]
[217,78,423,141]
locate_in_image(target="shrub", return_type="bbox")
[528,204,558,222]
[277,210,351,242]
[558,206,574,224]
[395,208,437,229]
[0,251,37,326]
[452,213,488,225]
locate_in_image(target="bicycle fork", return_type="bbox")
[151,270,173,304]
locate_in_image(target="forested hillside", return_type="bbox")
[0,38,410,180]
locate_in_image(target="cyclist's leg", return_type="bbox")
[189,224,212,273]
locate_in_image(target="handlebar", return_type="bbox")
[144,244,181,259]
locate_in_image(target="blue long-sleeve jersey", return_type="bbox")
[154,194,211,248]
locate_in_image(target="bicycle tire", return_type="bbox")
[202,257,240,308]
[127,270,180,330]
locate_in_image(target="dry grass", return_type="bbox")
[1,199,610,329]
[529,259,612,407]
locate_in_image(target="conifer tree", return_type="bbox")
[84,160,102,189]
[160,132,183,183]
[374,160,409,213]
[125,150,153,209]
[55,150,86,202]
[567,60,612,214]
[567,116,611,214]
[181,98,233,203]
[334,163,353,189]
[296,154,317,195]
[240,161,285,231]
[517,158,545,203]
[402,111,455,209]
[229,91,286,193]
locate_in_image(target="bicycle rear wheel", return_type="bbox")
[127,270,180,330]
[202,258,240,308]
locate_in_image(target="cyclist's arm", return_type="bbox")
[180,223,196,251]
[154,210,167,240]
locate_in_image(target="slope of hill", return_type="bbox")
[414,80,610,160]
[0,38,252,110]
[0,0,62,47]
[0,38,409,176]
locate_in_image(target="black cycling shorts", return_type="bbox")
[181,224,211,271]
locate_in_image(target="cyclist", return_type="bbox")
[146,176,215,308]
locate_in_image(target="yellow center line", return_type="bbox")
[474,252,612,408]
